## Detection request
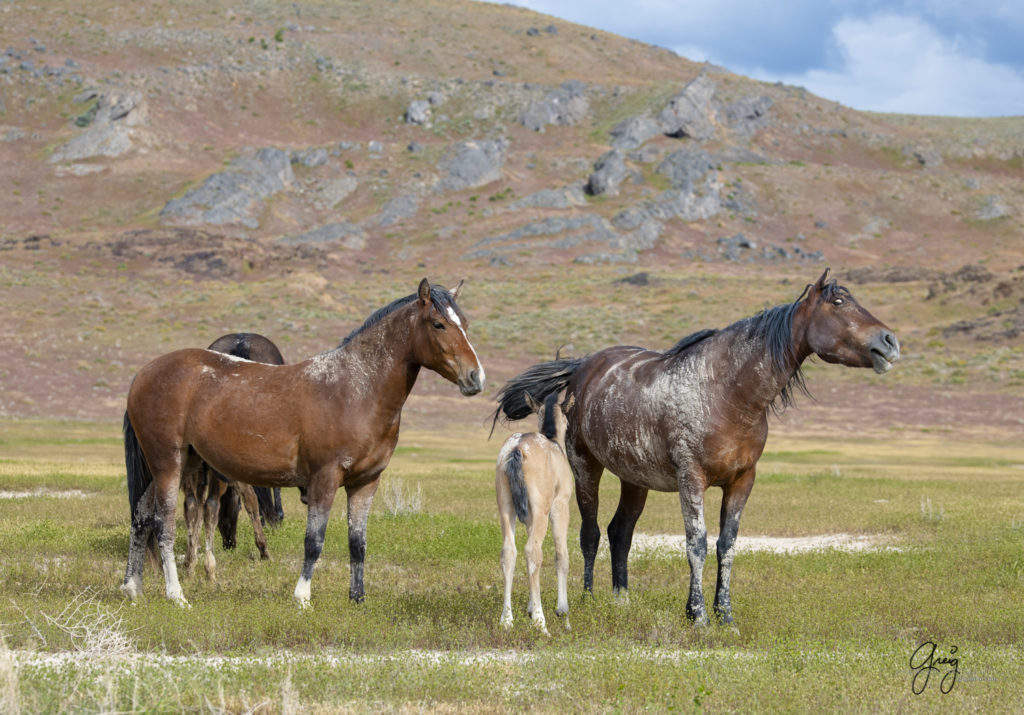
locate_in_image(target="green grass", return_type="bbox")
[1,419,1023,711]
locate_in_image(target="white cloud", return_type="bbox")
[738,14,1024,116]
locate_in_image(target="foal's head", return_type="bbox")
[800,268,900,374]
[525,391,574,447]
[409,278,485,395]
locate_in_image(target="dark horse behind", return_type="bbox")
[180,333,287,581]
[492,269,899,627]
[122,279,485,607]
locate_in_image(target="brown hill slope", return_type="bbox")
[0,0,1021,434]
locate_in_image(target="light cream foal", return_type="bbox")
[495,391,574,634]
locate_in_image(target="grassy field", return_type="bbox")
[1,417,1023,712]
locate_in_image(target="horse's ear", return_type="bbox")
[450,279,465,300]
[524,393,541,414]
[562,393,575,413]
[417,278,431,306]
[807,267,830,300]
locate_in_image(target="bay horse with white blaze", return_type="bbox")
[182,332,286,581]
[122,279,485,607]
[495,391,575,635]
[492,269,899,627]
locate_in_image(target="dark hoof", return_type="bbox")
[349,593,365,604]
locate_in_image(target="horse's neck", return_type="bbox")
[325,310,420,412]
[717,319,809,415]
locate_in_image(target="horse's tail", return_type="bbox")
[123,412,159,566]
[504,447,530,524]
[490,356,584,436]
[254,486,282,527]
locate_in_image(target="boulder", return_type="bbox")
[586,150,630,196]
[160,148,294,229]
[659,74,716,140]
[438,139,508,191]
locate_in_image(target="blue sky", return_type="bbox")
[487,1,1024,117]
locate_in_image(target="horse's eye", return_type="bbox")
[832,298,844,306]
[432,321,446,330]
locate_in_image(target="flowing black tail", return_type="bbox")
[124,412,151,523]
[504,447,529,524]
[490,356,584,435]
[253,486,282,527]
[123,412,159,565]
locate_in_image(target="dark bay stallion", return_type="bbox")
[122,279,485,607]
[492,269,899,626]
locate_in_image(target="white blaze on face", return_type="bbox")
[446,306,485,384]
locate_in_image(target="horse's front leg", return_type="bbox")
[714,468,755,627]
[345,477,381,603]
[293,469,341,608]
[678,477,709,626]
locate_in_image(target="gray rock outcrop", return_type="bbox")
[437,139,509,191]
[520,81,589,132]
[160,147,294,229]
[586,150,630,196]
[49,91,147,163]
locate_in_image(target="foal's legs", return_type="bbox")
[714,468,755,626]
[496,472,519,629]
[678,475,709,626]
[524,506,551,635]
[607,481,649,597]
[549,491,571,625]
[345,477,380,604]
[202,474,229,581]
[182,465,205,578]
[236,482,270,560]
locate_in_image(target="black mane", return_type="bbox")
[664,328,717,357]
[539,391,560,440]
[339,285,462,348]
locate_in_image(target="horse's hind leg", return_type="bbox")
[121,482,156,600]
[550,492,571,626]
[607,481,649,598]
[714,468,755,627]
[496,471,518,629]
[237,482,270,560]
[151,449,192,607]
[568,443,603,593]
[524,508,551,635]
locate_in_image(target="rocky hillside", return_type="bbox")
[1,0,1022,425]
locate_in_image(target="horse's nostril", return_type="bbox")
[469,369,480,385]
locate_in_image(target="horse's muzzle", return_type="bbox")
[459,368,485,396]
[869,330,900,374]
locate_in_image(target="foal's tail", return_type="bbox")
[123,412,159,565]
[504,447,530,524]
[489,356,584,436]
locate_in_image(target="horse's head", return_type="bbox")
[801,268,900,374]
[410,278,485,395]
